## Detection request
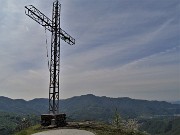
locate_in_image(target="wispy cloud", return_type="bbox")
[0,0,179,101]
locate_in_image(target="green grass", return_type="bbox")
[14,125,44,135]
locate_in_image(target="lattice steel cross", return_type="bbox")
[25,0,75,114]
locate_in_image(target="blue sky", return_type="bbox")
[0,0,179,101]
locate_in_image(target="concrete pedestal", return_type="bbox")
[41,113,66,127]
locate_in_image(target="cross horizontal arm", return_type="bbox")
[25,5,52,32]
[60,28,75,45]
[25,5,75,45]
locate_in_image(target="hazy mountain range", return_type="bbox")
[171,101,180,105]
[0,94,179,121]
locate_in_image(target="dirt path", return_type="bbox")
[33,129,95,135]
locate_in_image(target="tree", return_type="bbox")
[125,119,139,133]
[112,108,122,128]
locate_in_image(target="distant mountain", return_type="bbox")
[171,101,180,105]
[0,96,48,115]
[0,94,180,121]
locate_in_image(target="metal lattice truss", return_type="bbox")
[25,4,75,45]
[25,0,75,114]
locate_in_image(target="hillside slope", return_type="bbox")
[0,94,179,121]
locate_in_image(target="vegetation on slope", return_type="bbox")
[139,117,180,135]
[0,112,39,135]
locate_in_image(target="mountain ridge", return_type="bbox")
[0,94,179,121]
[1,94,177,102]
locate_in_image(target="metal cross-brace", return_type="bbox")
[25,0,75,116]
[25,5,52,32]
[25,4,75,45]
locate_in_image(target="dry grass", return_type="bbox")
[15,121,146,135]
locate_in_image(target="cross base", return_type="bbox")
[41,114,67,127]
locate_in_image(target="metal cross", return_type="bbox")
[25,0,75,115]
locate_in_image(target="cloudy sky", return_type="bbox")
[0,0,179,101]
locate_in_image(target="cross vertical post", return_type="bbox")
[49,0,61,115]
[25,0,75,127]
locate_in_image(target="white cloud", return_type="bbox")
[0,0,179,101]
[61,46,179,101]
